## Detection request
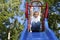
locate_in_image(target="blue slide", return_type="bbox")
[19,18,58,40]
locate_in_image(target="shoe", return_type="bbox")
[30,31,32,32]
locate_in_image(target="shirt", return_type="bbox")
[31,16,41,24]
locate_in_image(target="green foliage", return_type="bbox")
[44,0,54,6]
[44,0,60,6]
[48,13,60,39]
[0,0,22,40]
[9,19,24,40]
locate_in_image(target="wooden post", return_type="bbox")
[8,30,10,40]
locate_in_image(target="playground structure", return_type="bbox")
[19,0,58,40]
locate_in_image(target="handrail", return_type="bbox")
[28,5,45,7]
[29,1,42,7]
[44,3,49,18]
[31,1,42,5]
[41,14,45,31]
[25,2,28,19]
[25,2,49,32]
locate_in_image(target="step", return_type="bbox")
[26,32,49,40]
[27,38,49,40]
[27,32,48,38]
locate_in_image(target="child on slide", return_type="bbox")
[29,7,42,32]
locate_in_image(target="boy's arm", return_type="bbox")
[28,7,33,32]
[30,7,33,17]
[39,7,42,16]
[39,7,42,23]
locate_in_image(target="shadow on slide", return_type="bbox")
[19,19,58,40]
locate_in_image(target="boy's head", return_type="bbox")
[33,11,39,18]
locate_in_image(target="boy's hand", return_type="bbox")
[30,7,33,16]
[30,7,33,10]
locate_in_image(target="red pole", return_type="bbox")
[25,2,28,19]
[25,2,30,31]
[44,3,48,18]
[41,3,48,31]
[41,14,45,31]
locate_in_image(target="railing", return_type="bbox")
[25,1,49,32]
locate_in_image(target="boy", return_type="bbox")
[29,7,42,32]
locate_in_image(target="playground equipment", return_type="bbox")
[19,0,58,40]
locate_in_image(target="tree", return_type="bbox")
[0,0,23,40]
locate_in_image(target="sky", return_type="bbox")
[9,14,25,25]
[9,0,26,25]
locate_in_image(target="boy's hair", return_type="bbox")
[33,11,39,15]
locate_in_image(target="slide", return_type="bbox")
[19,0,58,40]
[19,18,58,40]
